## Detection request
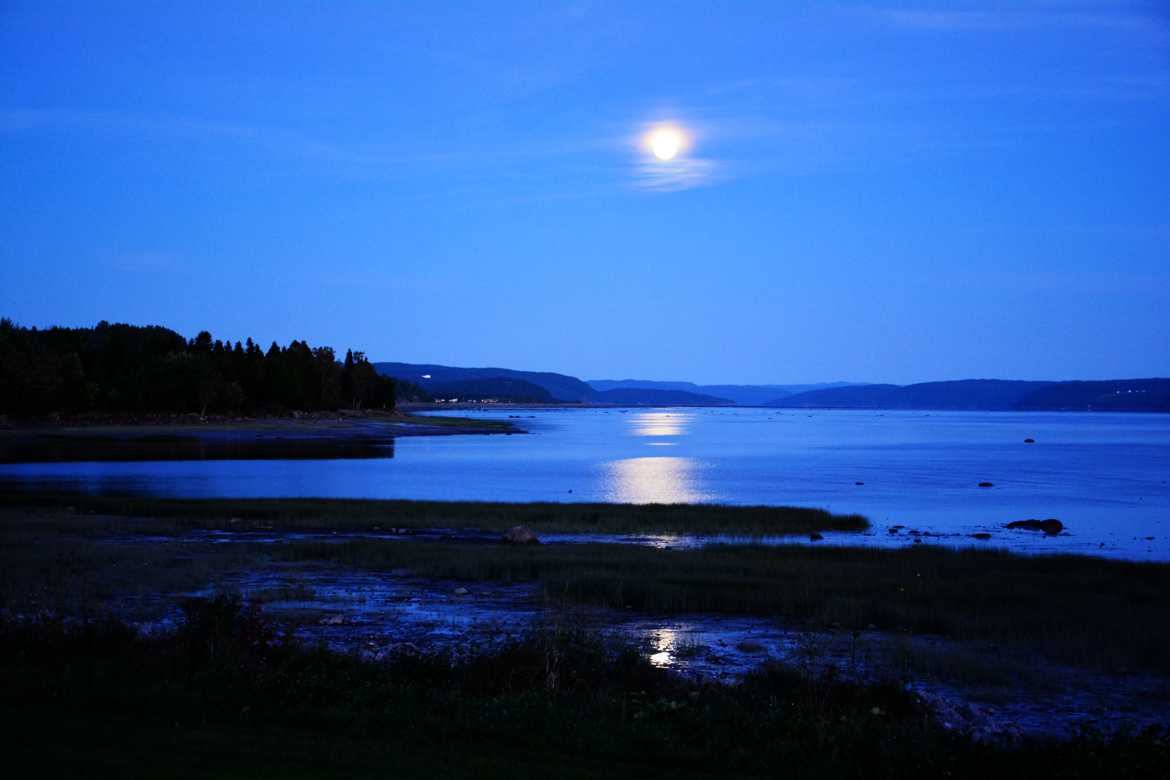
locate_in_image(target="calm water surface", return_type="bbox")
[3,408,1169,560]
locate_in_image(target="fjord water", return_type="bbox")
[3,408,1169,560]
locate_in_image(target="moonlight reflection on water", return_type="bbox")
[606,411,709,504]
[627,410,695,438]
[603,456,710,504]
[3,407,1169,559]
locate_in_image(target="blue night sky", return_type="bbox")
[2,2,1168,384]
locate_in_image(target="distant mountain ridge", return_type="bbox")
[422,377,555,403]
[375,362,1170,412]
[373,362,731,405]
[768,379,1170,412]
[588,379,855,406]
[592,388,732,406]
[374,362,597,402]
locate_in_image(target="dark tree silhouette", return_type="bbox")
[0,319,405,418]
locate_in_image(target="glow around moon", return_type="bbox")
[645,125,687,161]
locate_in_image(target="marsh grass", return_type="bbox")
[0,516,253,622]
[249,583,318,603]
[395,412,516,431]
[2,597,1166,779]
[0,492,869,535]
[888,638,1046,690]
[276,539,1170,674]
[4,499,1170,690]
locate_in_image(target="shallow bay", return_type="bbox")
[3,407,1168,560]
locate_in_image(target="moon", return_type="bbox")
[648,127,684,161]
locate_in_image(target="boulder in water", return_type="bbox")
[1005,518,1063,535]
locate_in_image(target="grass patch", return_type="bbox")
[395,412,516,431]
[249,584,317,604]
[0,493,868,536]
[0,514,252,621]
[275,539,1170,674]
[1,598,1166,779]
[3,499,1168,676]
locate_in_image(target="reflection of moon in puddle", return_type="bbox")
[604,456,709,504]
[649,650,672,667]
[648,628,680,667]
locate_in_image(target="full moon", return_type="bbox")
[648,127,684,161]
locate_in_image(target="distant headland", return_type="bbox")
[378,362,1170,413]
[1,320,1164,417]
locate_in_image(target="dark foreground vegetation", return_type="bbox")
[2,597,1166,779]
[282,539,1170,675]
[0,492,869,535]
[0,319,410,418]
[2,497,1167,677]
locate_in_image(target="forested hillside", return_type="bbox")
[0,319,403,418]
[376,362,732,404]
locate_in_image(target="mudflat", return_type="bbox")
[0,412,518,463]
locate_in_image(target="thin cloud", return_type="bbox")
[0,106,622,172]
[698,70,1170,114]
[0,107,399,166]
[631,157,722,193]
[913,77,1168,103]
[878,6,1167,37]
[881,9,1001,31]
[703,76,856,100]
[619,111,841,193]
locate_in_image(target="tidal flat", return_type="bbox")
[2,496,1168,759]
[3,600,1168,780]
[0,411,518,463]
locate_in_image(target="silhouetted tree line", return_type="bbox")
[0,319,410,418]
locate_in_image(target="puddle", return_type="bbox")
[135,557,1170,742]
[111,525,1117,560]
[23,526,1163,743]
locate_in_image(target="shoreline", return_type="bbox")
[2,495,1167,652]
[0,411,519,463]
[2,496,1168,753]
[0,408,519,431]
[399,402,1170,414]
